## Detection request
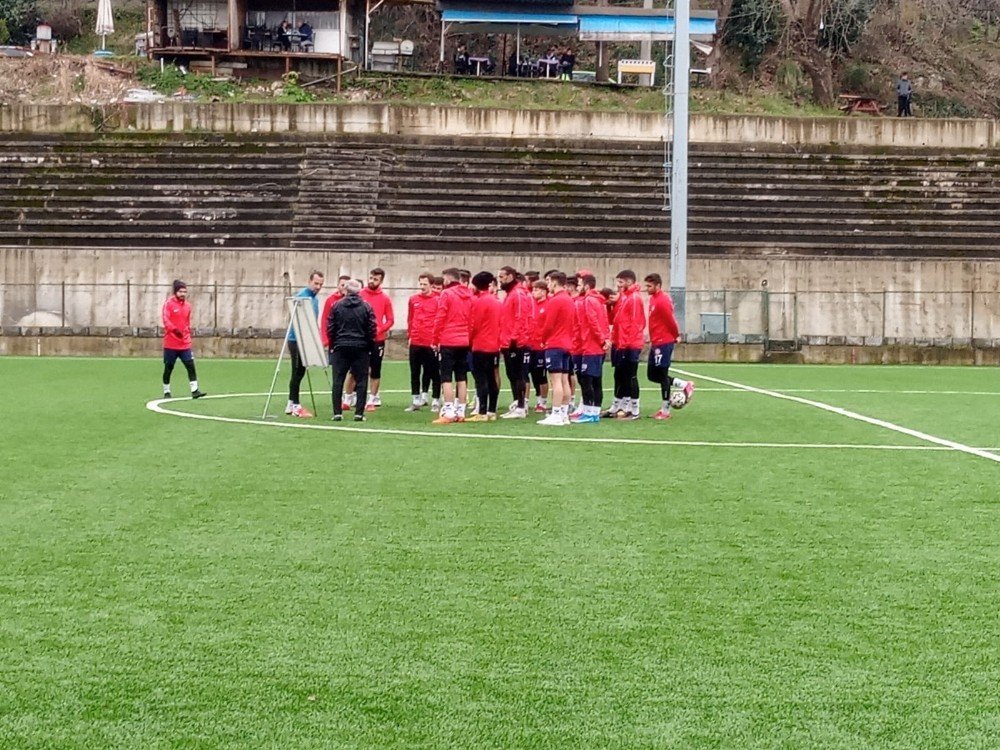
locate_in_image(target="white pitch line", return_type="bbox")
[267,386,1000,396]
[146,394,977,452]
[674,368,1000,464]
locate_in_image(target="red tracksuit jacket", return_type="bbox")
[407,292,439,347]
[469,291,502,353]
[433,283,474,347]
[500,285,533,349]
[539,290,575,351]
[577,290,611,355]
[647,289,680,346]
[162,296,192,349]
[360,287,394,343]
[611,285,646,350]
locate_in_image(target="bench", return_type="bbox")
[618,59,656,86]
[839,94,883,115]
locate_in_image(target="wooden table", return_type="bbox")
[839,94,883,115]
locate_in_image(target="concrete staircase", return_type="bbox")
[2,134,1000,258]
[0,135,302,249]
[289,146,390,251]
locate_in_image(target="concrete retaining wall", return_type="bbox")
[4,248,1000,345]
[1,103,997,148]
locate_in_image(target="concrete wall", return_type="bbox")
[2,103,997,148]
[4,248,1000,344]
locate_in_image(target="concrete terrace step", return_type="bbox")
[691,240,1000,258]
[689,227,1000,244]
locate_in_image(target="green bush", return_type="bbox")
[775,59,806,95]
[840,63,879,96]
[0,0,38,44]
[917,92,979,118]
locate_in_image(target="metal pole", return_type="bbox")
[213,282,219,332]
[61,281,66,327]
[126,280,131,327]
[669,0,690,333]
[262,315,293,420]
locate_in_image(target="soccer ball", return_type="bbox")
[669,390,688,410]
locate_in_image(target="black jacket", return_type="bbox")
[328,294,377,350]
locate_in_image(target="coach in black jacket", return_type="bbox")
[327,279,377,421]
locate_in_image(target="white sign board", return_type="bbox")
[287,297,327,368]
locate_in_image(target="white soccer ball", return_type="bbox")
[669,390,688,410]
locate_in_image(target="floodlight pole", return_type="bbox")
[669,0,690,333]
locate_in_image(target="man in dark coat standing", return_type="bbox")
[327,279,377,422]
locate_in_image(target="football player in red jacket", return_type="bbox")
[645,273,694,419]
[160,280,206,399]
[608,269,646,419]
[405,273,441,412]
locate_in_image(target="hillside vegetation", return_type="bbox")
[2,0,999,116]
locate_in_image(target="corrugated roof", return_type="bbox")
[442,9,578,24]
[578,14,717,40]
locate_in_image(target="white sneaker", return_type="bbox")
[501,407,527,419]
[537,413,567,426]
[418,394,428,407]
[347,392,357,408]
[372,394,382,407]
[430,399,441,413]
[285,401,295,415]
[404,402,421,412]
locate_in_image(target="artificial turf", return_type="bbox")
[1,356,999,749]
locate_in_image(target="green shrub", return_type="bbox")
[841,63,879,96]
[775,59,805,95]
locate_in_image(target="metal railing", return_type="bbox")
[1,283,998,345]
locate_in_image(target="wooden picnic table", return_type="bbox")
[839,94,883,115]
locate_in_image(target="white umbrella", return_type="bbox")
[95,0,114,51]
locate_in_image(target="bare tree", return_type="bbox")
[777,0,835,105]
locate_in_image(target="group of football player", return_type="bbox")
[396,265,694,425]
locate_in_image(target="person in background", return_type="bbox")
[406,273,441,412]
[454,43,470,74]
[327,279,376,422]
[278,20,292,51]
[559,46,576,81]
[298,20,313,49]
[286,270,323,418]
[896,72,913,117]
[161,280,206,400]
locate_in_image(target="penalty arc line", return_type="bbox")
[674,368,1000,464]
[147,394,973,452]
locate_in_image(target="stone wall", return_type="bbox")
[1,104,996,148]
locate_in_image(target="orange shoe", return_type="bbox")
[652,410,672,420]
[432,414,457,424]
[291,406,313,418]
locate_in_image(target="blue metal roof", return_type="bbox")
[442,9,578,24]
[578,15,717,37]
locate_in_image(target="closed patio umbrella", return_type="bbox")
[95,0,115,51]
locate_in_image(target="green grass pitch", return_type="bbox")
[2,356,999,749]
